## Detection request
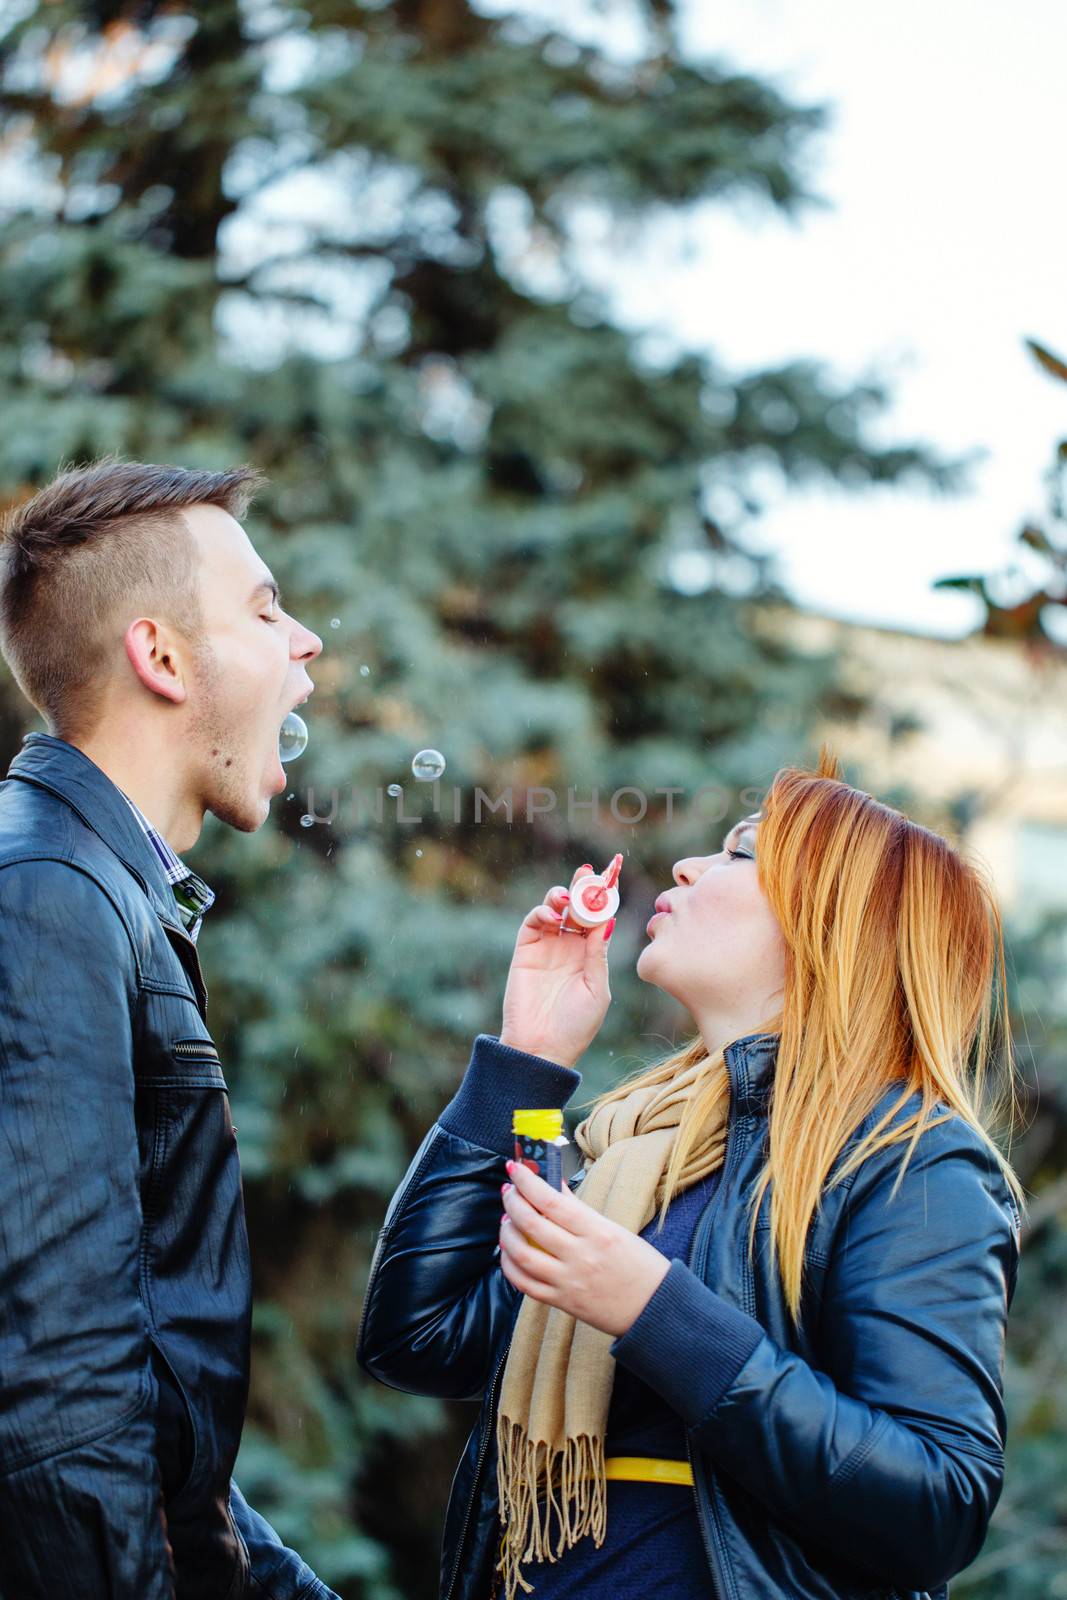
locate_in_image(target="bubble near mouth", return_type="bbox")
[279,710,308,763]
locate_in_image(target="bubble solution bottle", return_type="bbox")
[512,1109,570,1191]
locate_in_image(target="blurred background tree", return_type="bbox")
[936,336,1067,658]
[1,1,1056,1594]
[934,336,1067,1596]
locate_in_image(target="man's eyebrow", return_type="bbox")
[249,577,280,605]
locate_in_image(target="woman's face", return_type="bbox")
[636,813,787,1027]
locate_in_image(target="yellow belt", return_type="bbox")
[603,1455,694,1486]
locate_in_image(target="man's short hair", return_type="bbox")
[0,454,265,739]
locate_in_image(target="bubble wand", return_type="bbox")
[560,853,623,934]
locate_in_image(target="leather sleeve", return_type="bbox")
[0,859,176,1598]
[229,1480,339,1599]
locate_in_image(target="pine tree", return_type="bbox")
[0,4,961,1592]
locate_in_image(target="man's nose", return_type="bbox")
[291,619,323,661]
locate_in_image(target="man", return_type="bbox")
[0,457,336,1599]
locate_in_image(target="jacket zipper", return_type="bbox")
[172,1039,221,1061]
[684,1105,757,1600]
[444,1339,510,1600]
[684,1427,724,1600]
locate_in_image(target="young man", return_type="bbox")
[0,458,335,1599]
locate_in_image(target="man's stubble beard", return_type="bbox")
[189,638,264,834]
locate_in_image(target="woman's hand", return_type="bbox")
[498,1158,670,1339]
[498,860,617,1069]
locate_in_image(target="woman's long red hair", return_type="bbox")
[586,746,1026,1320]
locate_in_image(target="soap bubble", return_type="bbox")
[299,814,315,828]
[386,783,403,798]
[279,711,308,763]
[412,748,446,781]
[415,849,423,858]
[359,664,371,677]
[329,617,341,629]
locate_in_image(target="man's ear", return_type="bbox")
[124,617,188,706]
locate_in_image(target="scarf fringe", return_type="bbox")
[494,1418,607,1600]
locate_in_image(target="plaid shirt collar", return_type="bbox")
[119,791,215,944]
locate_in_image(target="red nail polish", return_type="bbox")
[501,1182,508,1194]
[505,1159,514,1173]
[604,917,616,940]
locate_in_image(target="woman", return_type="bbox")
[357,750,1025,1600]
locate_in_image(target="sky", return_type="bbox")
[492,0,1067,638]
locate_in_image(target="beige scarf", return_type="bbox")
[494,1051,730,1599]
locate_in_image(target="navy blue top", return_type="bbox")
[512,1167,722,1596]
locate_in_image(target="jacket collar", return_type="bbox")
[723,1029,780,1114]
[5,733,208,1010]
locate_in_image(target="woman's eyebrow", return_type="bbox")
[723,814,761,850]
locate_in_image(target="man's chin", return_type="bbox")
[208,793,268,834]
[205,763,279,833]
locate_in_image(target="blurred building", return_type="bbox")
[758,605,1067,925]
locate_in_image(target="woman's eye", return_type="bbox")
[261,612,279,623]
[726,847,753,861]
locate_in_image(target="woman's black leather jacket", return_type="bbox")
[357,1030,1020,1600]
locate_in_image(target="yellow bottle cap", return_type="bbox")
[513,1108,564,1141]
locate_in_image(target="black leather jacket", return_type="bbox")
[0,733,335,1600]
[357,1031,1021,1600]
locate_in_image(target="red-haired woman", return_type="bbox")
[357,751,1024,1600]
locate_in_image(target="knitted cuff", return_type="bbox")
[610,1258,764,1424]
[437,1033,583,1158]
